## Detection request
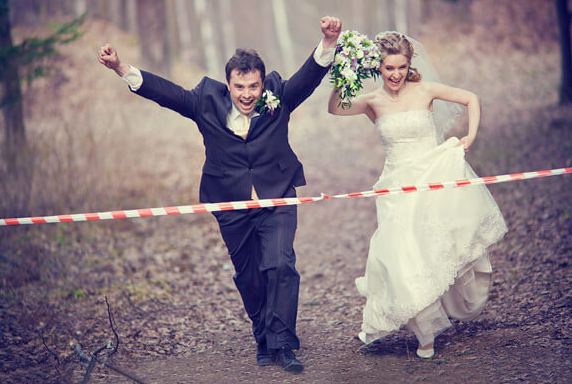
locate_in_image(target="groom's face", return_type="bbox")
[227,69,264,115]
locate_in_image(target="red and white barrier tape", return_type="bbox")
[1,167,571,226]
[0,196,326,226]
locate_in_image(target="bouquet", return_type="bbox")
[329,30,381,109]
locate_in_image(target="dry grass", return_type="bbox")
[1,19,208,290]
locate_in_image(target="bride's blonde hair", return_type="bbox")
[375,32,421,82]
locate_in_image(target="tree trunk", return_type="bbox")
[556,0,572,105]
[270,0,295,75]
[0,0,26,151]
[0,0,32,217]
[174,0,194,63]
[407,0,422,38]
[165,0,178,66]
[218,0,236,62]
[394,0,408,35]
[136,0,171,77]
[194,0,221,76]
[108,0,124,29]
[380,0,396,32]
[75,0,87,17]
[123,0,138,34]
[351,0,365,32]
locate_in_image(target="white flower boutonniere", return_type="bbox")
[330,30,381,109]
[255,90,281,115]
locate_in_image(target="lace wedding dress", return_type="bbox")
[356,110,508,346]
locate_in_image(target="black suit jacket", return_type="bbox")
[134,52,330,203]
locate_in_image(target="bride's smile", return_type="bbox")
[380,53,410,95]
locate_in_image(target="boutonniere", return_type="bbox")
[255,90,281,115]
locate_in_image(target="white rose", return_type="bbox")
[341,67,358,82]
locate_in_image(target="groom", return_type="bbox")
[98,16,341,373]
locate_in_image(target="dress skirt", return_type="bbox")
[356,138,508,345]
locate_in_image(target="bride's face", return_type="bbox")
[380,54,409,92]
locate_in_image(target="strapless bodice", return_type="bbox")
[375,110,439,165]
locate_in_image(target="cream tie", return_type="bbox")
[236,114,258,199]
[236,113,250,139]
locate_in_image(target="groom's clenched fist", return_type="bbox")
[321,16,342,48]
[98,43,130,76]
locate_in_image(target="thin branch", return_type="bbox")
[40,329,61,375]
[74,341,149,384]
[105,295,120,356]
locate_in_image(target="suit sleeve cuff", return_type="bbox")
[313,39,335,68]
[121,65,143,91]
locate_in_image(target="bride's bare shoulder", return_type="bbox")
[417,81,447,91]
[413,81,445,97]
[361,89,384,103]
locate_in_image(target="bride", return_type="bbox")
[328,32,508,358]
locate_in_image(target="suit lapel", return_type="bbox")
[218,87,235,135]
[221,88,232,117]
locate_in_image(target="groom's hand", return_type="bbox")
[321,16,341,49]
[98,43,130,77]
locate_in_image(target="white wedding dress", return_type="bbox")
[356,109,508,346]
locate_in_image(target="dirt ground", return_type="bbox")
[1,20,572,384]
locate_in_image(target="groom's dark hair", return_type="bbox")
[225,48,266,83]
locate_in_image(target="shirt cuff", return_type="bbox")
[121,65,143,91]
[313,39,335,68]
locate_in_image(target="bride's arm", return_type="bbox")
[328,88,376,122]
[426,82,480,151]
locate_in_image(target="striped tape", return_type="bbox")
[1,167,570,226]
[329,167,572,199]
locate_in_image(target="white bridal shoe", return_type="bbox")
[416,347,435,359]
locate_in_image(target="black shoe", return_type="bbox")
[256,343,276,367]
[276,349,304,373]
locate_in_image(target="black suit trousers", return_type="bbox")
[213,199,300,350]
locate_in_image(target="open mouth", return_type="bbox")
[388,77,402,87]
[240,99,255,111]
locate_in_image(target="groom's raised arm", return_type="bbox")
[281,16,341,111]
[98,43,199,121]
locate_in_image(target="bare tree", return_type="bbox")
[218,0,236,62]
[165,0,178,67]
[556,0,572,105]
[394,0,408,34]
[270,0,296,75]
[122,0,138,34]
[194,0,221,75]
[378,0,396,32]
[136,0,171,77]
[351,0,365,30]
[108,0,124,29]
[174,0,194,63]
[75,0,87,17]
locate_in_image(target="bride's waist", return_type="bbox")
[383,141,438,164]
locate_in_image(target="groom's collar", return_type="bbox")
[229,103,260,120]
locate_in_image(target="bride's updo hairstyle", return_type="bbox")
[375,32,421,82]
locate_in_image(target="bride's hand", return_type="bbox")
[457,136,474,152]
